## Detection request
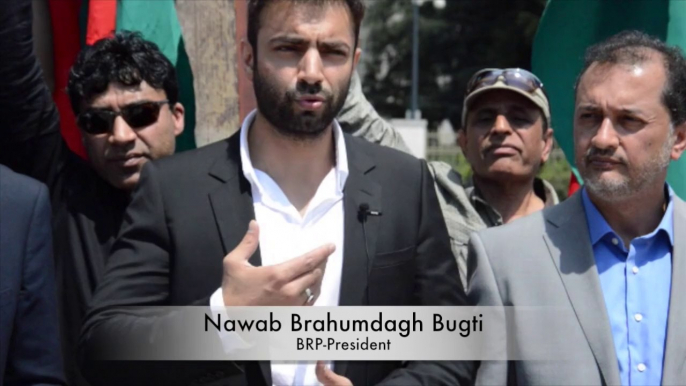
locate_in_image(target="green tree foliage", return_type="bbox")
[539,147,572,199]
[362,0,573,198]
[361,0,546,129]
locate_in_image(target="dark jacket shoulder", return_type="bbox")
[152,135,236,177]
[344,133,419,168]
[149,130,425,186]
[342,132,427,195]
[0,164,46,205]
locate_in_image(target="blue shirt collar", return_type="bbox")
[581,185,675,247]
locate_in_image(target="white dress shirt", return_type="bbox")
[210,110,348,386]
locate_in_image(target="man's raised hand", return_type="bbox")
[221,220,334,306]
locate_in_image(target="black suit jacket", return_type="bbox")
[80,132,473,385]
[0,165,65,385]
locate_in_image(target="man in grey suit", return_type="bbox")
[468,31,686,385]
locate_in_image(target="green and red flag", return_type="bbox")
[532,0,686,199]
[45,0,196,158]
[47,0,86,158]
[116,0,196,151]
[86,0,116,45]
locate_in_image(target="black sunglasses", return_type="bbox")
[466,68,547,98]
[77,100,170,135]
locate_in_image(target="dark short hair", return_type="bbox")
[575,30,686,126]
[247,0,365,53]
[67,31,179,116]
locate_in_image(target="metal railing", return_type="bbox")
[425,131,461,163]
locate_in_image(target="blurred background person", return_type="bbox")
[335,66,558,289]
[430,68,558,287]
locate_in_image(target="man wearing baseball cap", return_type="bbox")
[428,68,559,288]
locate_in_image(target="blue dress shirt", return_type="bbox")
[582,187,674,386]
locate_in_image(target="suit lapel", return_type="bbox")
[335,137,381,378]
[339,138,381,306]
[207,134,270,385]
[662,197,686,385]
[543,192,621,386]
[207,134,262,267]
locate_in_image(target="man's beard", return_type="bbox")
[578,134,673,201]
[253,69,350,142]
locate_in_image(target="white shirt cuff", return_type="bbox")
[209,287,253,353]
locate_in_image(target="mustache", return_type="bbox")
[286,81,333,101]
[584,147,627,164]
[483,143,519,154]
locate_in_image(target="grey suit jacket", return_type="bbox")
[467,191,686,386]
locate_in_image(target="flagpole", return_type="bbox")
[411,0,419,119]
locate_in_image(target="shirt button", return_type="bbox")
[632,266,639,274]
[637,363,646,372]
[635,313,643,322]
[612,238,619,245]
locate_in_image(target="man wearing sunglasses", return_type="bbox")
[0,1,184,384]
[429,67,559,288]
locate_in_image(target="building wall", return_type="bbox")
[176,0,241,146]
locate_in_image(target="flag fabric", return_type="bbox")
[116,0,197,152]
[568,172,581,197]
[85,0,116,45]
[45,0,196,158]
[47,0,87,158]
[532,0,686,199]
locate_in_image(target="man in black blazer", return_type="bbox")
[0,165,65,385]
[81,1,473,385]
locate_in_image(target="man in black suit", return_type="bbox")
[0,165,65,385]
[81,1,473,385]
[0,2,409,384]
[0,2,186,384]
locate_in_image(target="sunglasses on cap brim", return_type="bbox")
[77,100,170,135]
[465,68,548,99]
